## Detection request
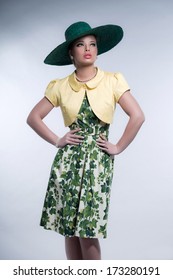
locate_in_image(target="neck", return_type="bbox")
[75,66,97,82]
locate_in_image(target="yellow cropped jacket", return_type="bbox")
[44,68,130,127]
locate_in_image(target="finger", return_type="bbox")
[67,138,83,144]
[96,138,105,143]
[70,128,81,134]
[100,134,107,140]
[96,142,107,148]
[71,134,84,139]
[102,145,109,151]
[68,129,84,139]
[68,140,82,145]
[96,139,106,145]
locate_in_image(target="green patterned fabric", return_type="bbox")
[40,94,114,238]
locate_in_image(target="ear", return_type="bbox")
[68,50,74,62]
[68,50,73,59]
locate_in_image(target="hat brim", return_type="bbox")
[44,24,123,66]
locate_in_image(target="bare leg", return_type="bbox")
[79,238,101,260]
[65,236,83,260]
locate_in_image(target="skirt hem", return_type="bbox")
[40,225,107,239]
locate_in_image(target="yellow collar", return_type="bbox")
[68,67,104,92]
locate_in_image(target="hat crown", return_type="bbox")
[65,21,92,42]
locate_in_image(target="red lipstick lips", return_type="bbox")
[84,54,91,59]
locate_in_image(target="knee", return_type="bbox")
[79,237,99,248]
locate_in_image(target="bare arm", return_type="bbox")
[96,90,145,155]
[115,90,145,153]
[26,97,59,145]
[27,97,84,147]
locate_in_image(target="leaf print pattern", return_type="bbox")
[40,94,114,238]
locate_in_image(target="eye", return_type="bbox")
[91,42,96,47]
[76,42,84,47]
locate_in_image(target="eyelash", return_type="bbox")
[76,42,96,47]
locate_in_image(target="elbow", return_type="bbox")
[26,111,42,130]
[26,112,36,128]
[136,111,145,127]
[26,113,32,127]
[26,116,30,126]
[141,111,145,124]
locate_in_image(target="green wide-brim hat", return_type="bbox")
[44,21,123,66]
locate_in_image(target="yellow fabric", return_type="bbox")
[44,68,130,127]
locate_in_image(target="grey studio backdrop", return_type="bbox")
[0,0,173,260]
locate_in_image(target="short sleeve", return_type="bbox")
[44,80,60,107]
[113,72,130,102]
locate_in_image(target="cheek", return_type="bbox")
[73,49,83,60]
[70,47,78,57]
[92,46,98,56]
[92,49,98,59]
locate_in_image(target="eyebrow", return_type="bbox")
[69,38,97,49]
[75,39,96,43]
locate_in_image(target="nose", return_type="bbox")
[85,44,90,51]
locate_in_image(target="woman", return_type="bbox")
[27,21,145,260]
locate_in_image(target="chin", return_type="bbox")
[82,60,96,66]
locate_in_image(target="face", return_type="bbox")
[69,35,97,67]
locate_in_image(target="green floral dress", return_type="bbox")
[40,94,114,238]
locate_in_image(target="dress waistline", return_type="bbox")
[70,126,108,138]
